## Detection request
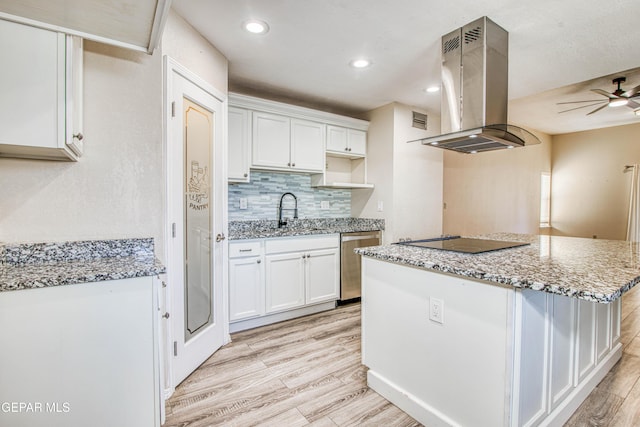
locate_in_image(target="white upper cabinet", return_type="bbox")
[290,118,325,171]
[228,107,251,182]
[0,19,83,161]
[0,0,169,53]
[252,112,325,173]
[252,112,291,170]
[230,93,368,178]
[326,125,366,157]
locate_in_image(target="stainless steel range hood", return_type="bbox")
[411,16,541,153]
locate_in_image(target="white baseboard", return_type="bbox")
[229,301,336,333]
[367,370,461,427]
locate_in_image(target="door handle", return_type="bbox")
[215,233,226,242]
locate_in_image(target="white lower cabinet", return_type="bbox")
[305,248,340,304]
[265,252,306,313]
[229,234,339,332]
[0,277,161,427]
[514,291,622,427]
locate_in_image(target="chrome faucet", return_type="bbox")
[278,192,298,228]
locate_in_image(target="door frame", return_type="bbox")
[162,56,230,398]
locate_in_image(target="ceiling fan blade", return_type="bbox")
[559,101,606,114]
[587,103,609,115]
[626,99,640,109]
[623,85,640,98]
[556,99,605,105]
[591,88,617,99]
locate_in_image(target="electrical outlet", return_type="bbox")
[320,201,330,210]
[377,201,384,212]
[429,298,444,324]
[239,198,248,209]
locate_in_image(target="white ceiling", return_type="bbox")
[172,0,640,135]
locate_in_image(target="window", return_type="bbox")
[540,173,551,227]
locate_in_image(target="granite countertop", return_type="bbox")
[0,238,166,293]
[229,217,384,240]
[355,233,640,303]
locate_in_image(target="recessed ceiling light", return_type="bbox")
[426,86,440,93]
[507,145,514,149]
[243,19,269,35]
[430,141,439,146]
[470,150,478,154]
[350,59,371,69]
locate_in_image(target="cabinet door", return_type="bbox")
[0,21,68,158]
[265,252,305,313]
[65,35,84,157]
[228,107,251,182]
[595,302,611,364]
[252,111,290,169]
[576,299,596,383]
[326,125,348,152]
[305,248,339,304]
[290,118,325,172]
[611,299,621,347]
[229,256,264,321]
[347,129,367,156]
[516,290,549,427]
[549,295,576,410]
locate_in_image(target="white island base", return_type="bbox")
[362,258,621,427]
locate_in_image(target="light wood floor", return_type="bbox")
[164,285,640,426]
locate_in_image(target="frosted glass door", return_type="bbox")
[184,98,213,340]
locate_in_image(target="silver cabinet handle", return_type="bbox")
[287,162,291,166]
[162,312,170,319]
[292,163,295,167]
[257,259,261,264]
[243,173,248,177]
[73,132,84,141]
[216,233,226,242]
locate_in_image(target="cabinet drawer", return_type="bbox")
[266,234,339,254]
[229,241,262,258]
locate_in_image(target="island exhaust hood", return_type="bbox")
[410,16,541,153]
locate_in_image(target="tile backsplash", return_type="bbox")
[228,171,351,221]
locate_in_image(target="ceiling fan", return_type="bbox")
[558,77,640,115]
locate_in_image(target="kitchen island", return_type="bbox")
[356,233,639,427]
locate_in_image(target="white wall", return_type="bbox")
[0,41,164,256]
[551,123,640,240]
[161,10,228,94]
[442,131,552,236]
[353,103,443,243]
[0,9,229,264]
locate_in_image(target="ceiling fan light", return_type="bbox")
[609,98,628,108]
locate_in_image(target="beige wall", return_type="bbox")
[442,131,552,236]
[0,9,229,263]
[550,123,640,240]
[353,103,443,243]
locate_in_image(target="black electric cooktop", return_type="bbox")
[396,236,529,254]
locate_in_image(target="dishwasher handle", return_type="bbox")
[341,234,380,243]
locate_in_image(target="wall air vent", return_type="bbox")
[464,26,482,44]
[443,35,460,54]
[412,111,428,130]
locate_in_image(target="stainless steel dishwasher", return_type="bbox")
[340,230,381,302]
